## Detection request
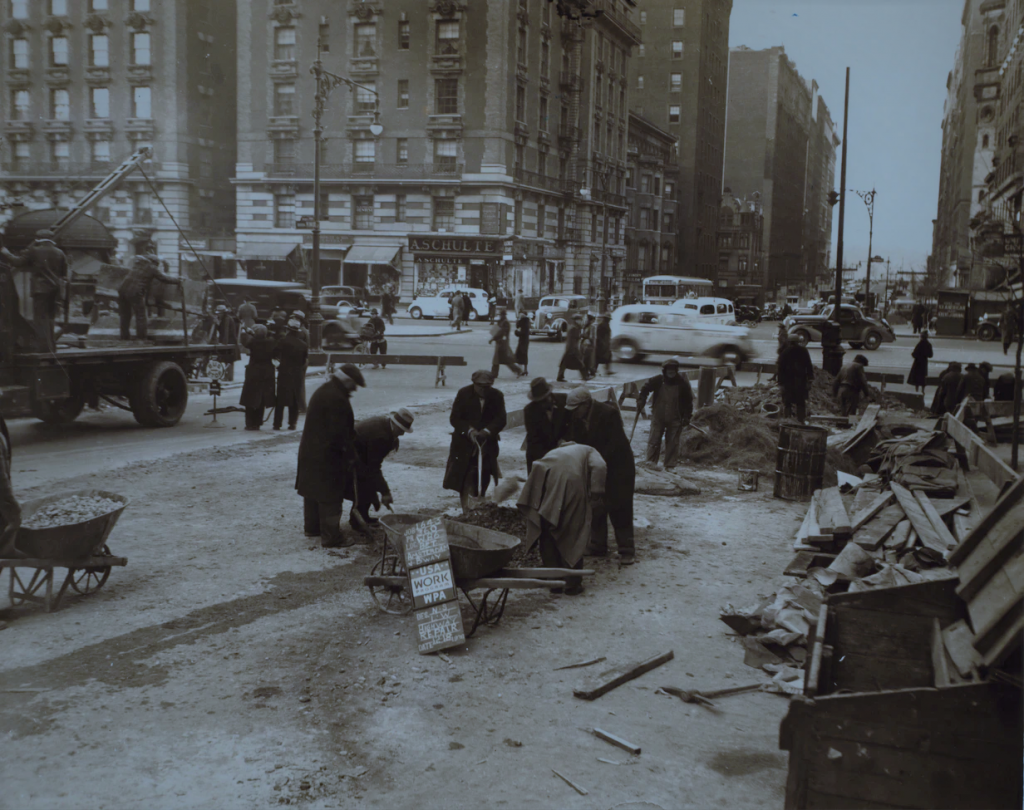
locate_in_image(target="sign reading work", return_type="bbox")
[400,517,465,654]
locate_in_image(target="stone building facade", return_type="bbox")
[716,188,763,296]
[0,0,237,273]
[626,0,732,283]
[235,0,639,304]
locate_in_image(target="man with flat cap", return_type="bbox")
[833,353,874,417]
[565,386,637,564]
[295,363,366,548]
[1,229,67,352]
[443,370,507,514]
[523,377,568,474]
[637,357,693,469]
[346,407,415,532]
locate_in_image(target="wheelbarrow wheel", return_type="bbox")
[367,555,412,615]
[70,567,110,595]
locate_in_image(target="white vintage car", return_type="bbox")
[609,304,756,365]
[406,286,489,320]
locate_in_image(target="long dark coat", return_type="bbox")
[443,385,507,495]
[560,323,586,371]
[567,400,635,512]
[295,377,355,503]
[490,319,517,367]
[344,415,399,512]
[239,335,276,409]
[514,315,531,365]
[594,321,612,364]
[274,331,308,412]
[524,393,569,472]
[930,368,964,415]
[907,337,932,387]
[777,343,815,403]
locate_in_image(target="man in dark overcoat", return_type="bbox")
[557,313,590,382]
[273,319,309,430]
[565,387,637,564]
[239,324,276,430]
[295,364,366,547]
[523,377,568,474]
[443,370,507,513]
[346,408,415,531]
[117,253,181,341]
[1,229,68,352]
[637,357,693,468]
[777,336,815,423]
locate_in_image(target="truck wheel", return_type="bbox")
[31,394,84,425]
[848,342,864,350]
[978,324,997,342]
[131,361,189,427]
[613,338,644,362]
[792,329,811,348]
[863,331,882,351]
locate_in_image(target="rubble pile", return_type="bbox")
[722,369,908,416]
[450,504,541,566]
[23,495,123,529]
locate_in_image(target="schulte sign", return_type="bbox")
[408,236,502,257]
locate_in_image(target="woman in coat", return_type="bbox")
[907,330,932,394]
[489,309,524,378]
[273,319,309,430]
[240,324,276,430]
[593,313,612,376]
[443,370,507,513]
[514,312,531,375]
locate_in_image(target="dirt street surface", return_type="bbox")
[2,378,808,809]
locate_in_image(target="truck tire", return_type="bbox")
[848,342,864,350]
[792,328,811,347]
[131,360,189,427]
[31,394,84,425]
[863,331,882,351]
[613,337,645,362]
[978,324,997,342]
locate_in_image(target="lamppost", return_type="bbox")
[308,41,383,354]
[854,188,877,313]
[1002,230,1023,470]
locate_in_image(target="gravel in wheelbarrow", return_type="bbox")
[16,490,129,560]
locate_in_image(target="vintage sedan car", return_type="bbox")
[531,294,590,340]
[609,305,756,365]
[784,304,896,351]
[407,287,489,320]
[976,313,1002,342]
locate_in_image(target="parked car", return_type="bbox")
[406,286,489,320]
[783,304,895,350]
[531,294,590,340]
[976,313,1001,342]
[669,297,737,326]
[609,305,756,365]
[322,285,368,304]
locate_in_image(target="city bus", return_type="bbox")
[642,275,715,305]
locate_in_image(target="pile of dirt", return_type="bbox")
[449,504,541,567]
[722,368,907,416]
[682,403,860,485]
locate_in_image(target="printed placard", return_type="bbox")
[403,517,450,568]
[416,600,465,654]
[409,561,457,610]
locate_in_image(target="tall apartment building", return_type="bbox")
[628,0,733,283]
[234,0,640,303]
[716,188,763,297]
[931,0,1003,289]
[723,45,836,299]
[0,0,237,273]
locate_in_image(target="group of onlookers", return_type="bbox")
[237,307,310,431]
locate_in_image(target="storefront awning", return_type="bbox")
[344,245,401,265]
[234,241,300,261]
[184,250,236,259]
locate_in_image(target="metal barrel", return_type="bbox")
[773,425,828,501]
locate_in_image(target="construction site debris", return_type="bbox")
[721,369,907,417]
[23,495,123,529]
[592,728,642,755]
[573,650,675,701]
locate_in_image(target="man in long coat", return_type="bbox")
[833,354,873,417]
[451,291,465,331]
[295,363,366,547]
[637,357,693,468]
[117,253,181,341]
[557,313,590,382]
[1,229,68,352]
[777,336,815,423]
[518,442,606,595]
[523,377,568,474]
[593,313,613,376]
[931,362,965,416]
[346,408,415,531]
[273,319,309,430]
[239,324,276,430]
[565,387,637,564]
[443,370,507,513]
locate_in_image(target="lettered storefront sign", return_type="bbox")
[401,517,465,654]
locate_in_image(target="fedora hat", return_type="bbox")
[390,407,415,434]
[528,377,553,401]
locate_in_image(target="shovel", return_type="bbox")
[350,476,370,533]
[629,407,644,443]
[465,435,488,512]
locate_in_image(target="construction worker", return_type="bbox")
[443,370,507,514]
[0,414,25,561]
[637,357,694,469]
[833,354,873,417]
[118,253,181,341]
[1,229,67,352]
[346,408,415,531]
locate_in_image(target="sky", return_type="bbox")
[728,0,966,279]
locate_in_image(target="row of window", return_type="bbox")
[9,32,151,70]
[9,0,147,16]
[271,137,458,167]
[9,85,151,120]
[273,19,459,62]
[638,8,687,27]
[637,41,685,60]
[636,73,685,93]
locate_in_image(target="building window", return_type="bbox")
[89,34,109,66]
[132,0,150,10]
[673,8,685,26]
[10,89,29,121]
[988,26,999,65]
[637,75,644,90]
[640,174,650,193]
[396,138,408,164]
[50,36,68,67]
[514,143,524,169]
[354,139,376,166]
[638,44,645,57]
[983,134,990,148]
[131,32,151,66]
[353,195,374,229]
[435,78,458,115]
[50,88,70,120]
[538,152,547,176]
[672,41,683,59]
[653,176,661,196]
[433,197,455,231]
[665,181,674,196]
[639,208,651,230]
[738,257,748,275]
[436,20,459,55]
[273,138,296,165]
[199,147,213,178]
[354,81,376,113]
[515,85,526,122]
[434,139,457,167]
[542,0,551,24]
[541,41,550,77]
[133,191,153,223]
[395,193,407,222]
[274,84,296,116]
[398,20,410,49]
[397,79,409,109]
[670,73,681,92]
[10,0,27,18]
[91,140,111,166]
[132,86,151,118]
[11,38,28,69]
[354,22,376,57]
[517,27,528,65]
[90,87,109,118]
[12,141,29,167]
[536,202,546,237]
[50,140,70,170]
[274,194,293,228]
[274,27,296,61]
[669,105,680,123]
[50,0,67,14]
[539,96,548,130]
[663,212,673,229]
[515,199,523,233]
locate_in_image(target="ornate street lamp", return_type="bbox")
[308,41,383,355]
[854,188,877,312]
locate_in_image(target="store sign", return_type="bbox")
[408,236,501,257]
[180,238,208,251]
[302,234,352,246]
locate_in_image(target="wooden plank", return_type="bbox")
[948,475,1024,566]
[941,619,984,677]
[805,492,831,545]
[572,650,674,700]
[850,491,895,532]
[826,578,962,617]
[890,482,949,555]
[805,605,829,697]
[945,413,1019,490]
[853,403,882,436]
[967,551,1024,658]
[931,618,952,688]
[551,769,588,796]
[817,487,852,535]
[853,504,905,550]
[884,519,912,550]
[592,728,641,756]
[914,491,957,551]
[955,498,1024,602]
[978,400,1000,446]
[934,495,971,518]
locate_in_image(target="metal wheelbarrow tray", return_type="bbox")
[378,513,521,579]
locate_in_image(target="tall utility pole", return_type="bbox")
[855,188,877,311]
[833,68,850,323]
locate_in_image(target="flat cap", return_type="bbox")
[565,387,592,410]
[471,369,495,384]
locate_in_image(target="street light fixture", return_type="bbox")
[853,188,877,313]
[308,41,383,355]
